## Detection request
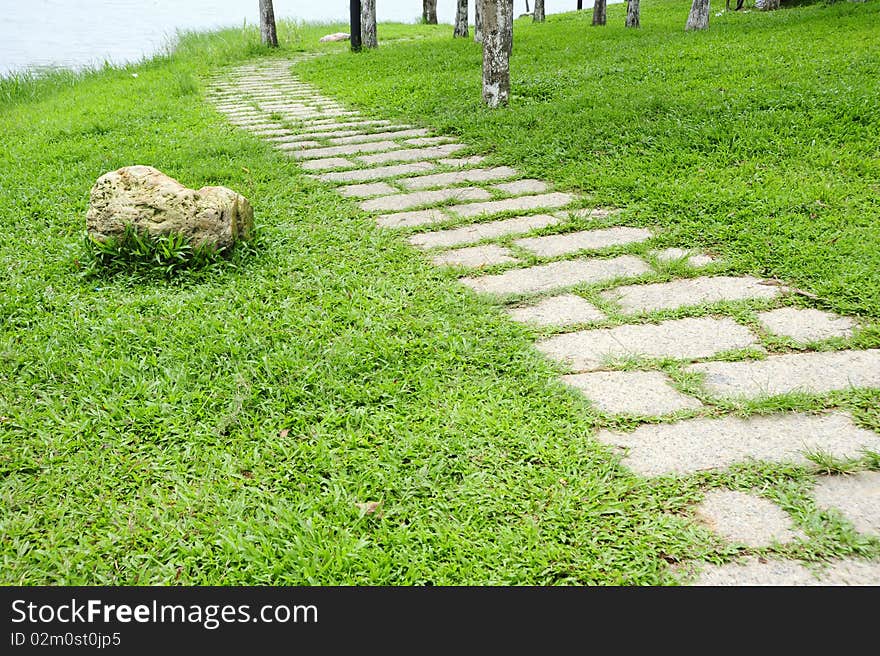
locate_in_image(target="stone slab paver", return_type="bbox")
[812,471,880,537]
[656,246,718,272]
[430,245,519,268]
[375,209,450,229]
[507,294,606,327]
[562,370,703,415]
[537,317,759,372]
[338,182,398,198]
[317,162,437,184]
[449,192,576,218]
[687,349,880,398]
[299,157,356,171]
[271,130,359,141]
[358,144,467,165]
[291,140,400,160]
[493,179,550,195]
[359,187,492,213]
[439,156,486,167]
[295,119,393,131]
[601,276,783,314]
[328,128,430,145]
[694,490,804,547]
[514,227,653,257]
[275,140,323,150]
[757,307,856,343]
[405,136,455,146]
[693,556,880,586]
[460,255,650,297]
[595,412,880,477]
[408,215,563,250]
[399,167,518,190]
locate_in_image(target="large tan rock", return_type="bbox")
[86,165,253,250]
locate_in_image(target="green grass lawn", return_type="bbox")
[1,2,878,585]
[297,1,880,317]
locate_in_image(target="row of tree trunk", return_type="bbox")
[261,0,805,52]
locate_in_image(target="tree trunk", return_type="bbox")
[592,0,607,25]
[361,0,377,47]
[626,0,640,27]
[350,0,362,51]
[534,0,545,22]
[423,0,438,24]
[454,0,469,37]
[577,0,583,10]
[686,0,710,30]
[758,0,780,9]
[482,0,513,108]
[475,0,484,43]
[259,0,278,47]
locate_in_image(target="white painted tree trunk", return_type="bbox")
[592,0,607,25]
[626,0,640,27]
[259,0,278,47]
[423,0,438,24]
[482,0,513,109]
[361,0,378,47]
[454,0,469,37]
[686,0,710,31]
[475,0,484,43]
[534,0,545,22]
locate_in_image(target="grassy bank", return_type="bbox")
[1,3,878,585]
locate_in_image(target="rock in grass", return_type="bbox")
[86,165,253,251]
[319,32,350,42]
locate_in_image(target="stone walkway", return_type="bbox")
[206,59,880,586]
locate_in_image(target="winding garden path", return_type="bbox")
[206,58,880,585]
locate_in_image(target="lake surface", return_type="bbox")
[0,0,598,76]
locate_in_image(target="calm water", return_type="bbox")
[0,0,595,76]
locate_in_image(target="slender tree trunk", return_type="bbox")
[350,0,362,51]
[259,0,278,47]
[525,0,531,11]
[626,0,640,27]
[423,0,438,24]
[482,0,513,108]
[454,0,469,37]
[534,0,545,22]
[474,0,484,43]
[361,0,377,47]
[592,0,607,25]
[686,0,710,30]
[577,0,583,10]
